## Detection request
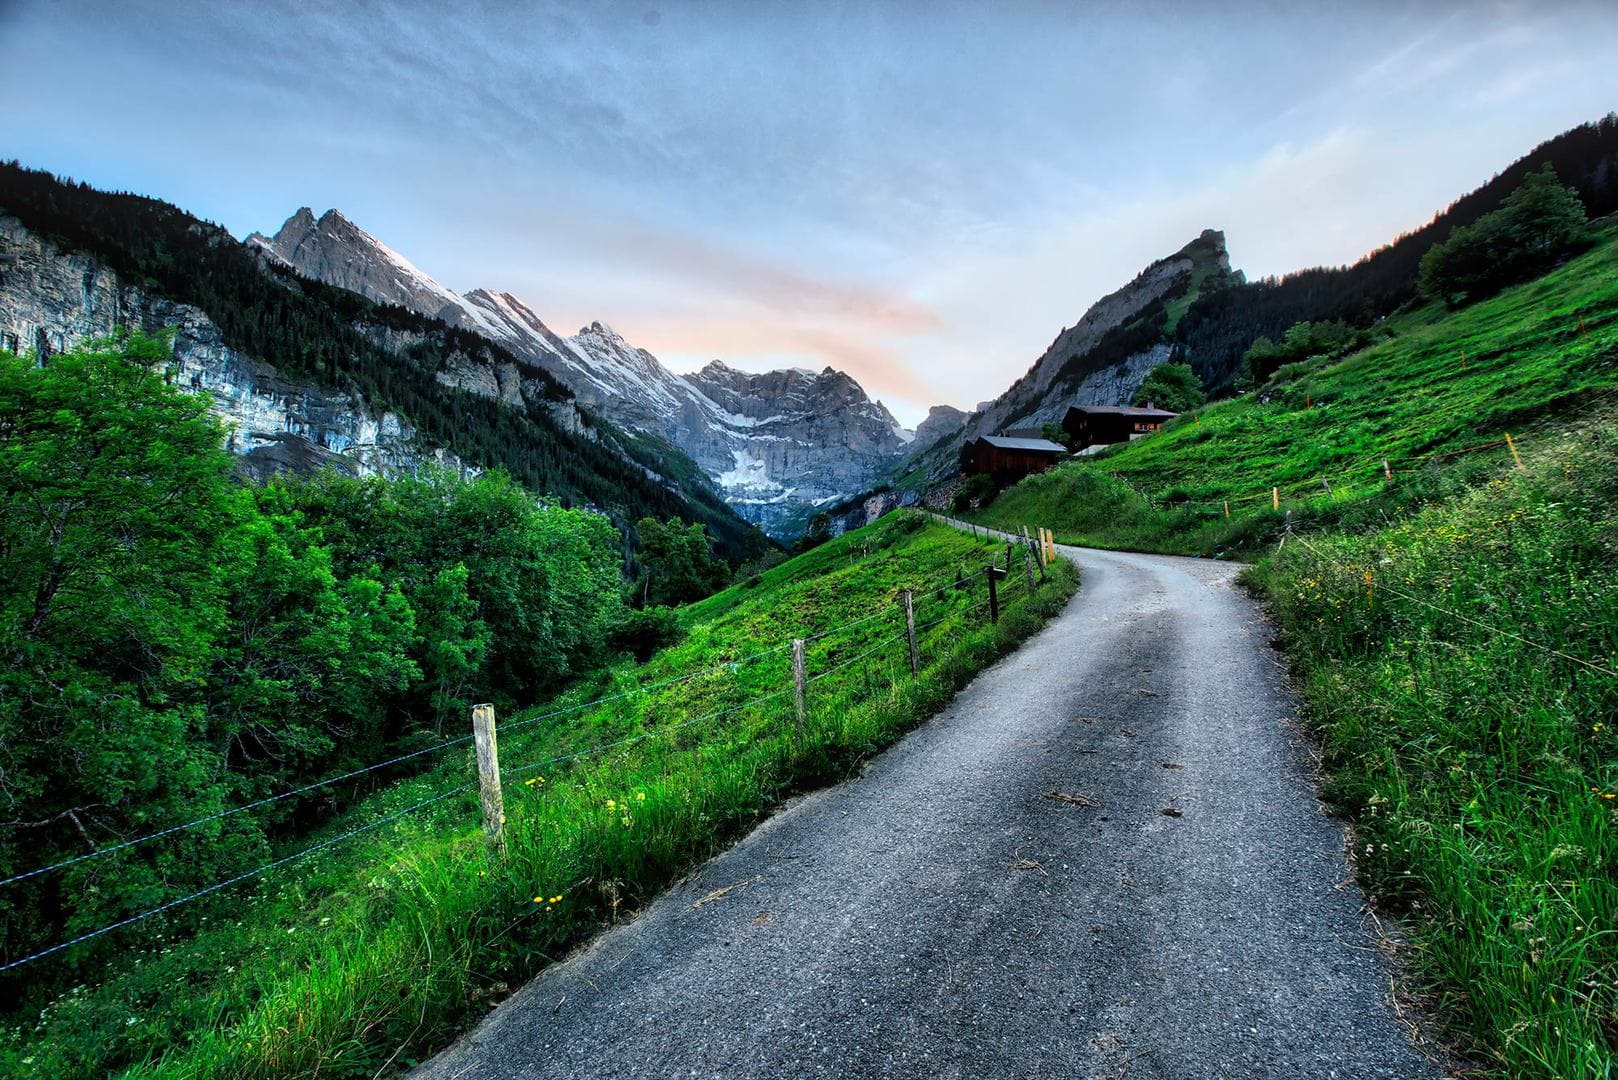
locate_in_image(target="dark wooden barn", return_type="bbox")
[959,435,1068,482]
[1061,404,1178,450]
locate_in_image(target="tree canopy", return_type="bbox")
[1419,164,1592,307]
[1132,362,1206,413]
[0,333,634,984]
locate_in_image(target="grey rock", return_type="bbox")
[0,214,456,480]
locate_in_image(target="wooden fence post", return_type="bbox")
[1024,547,1037,592]
[791,639,807,730]
[471,703,505,858]
[985,566,1004,623]
[1272,486,1280,511]
[1223,500,1230,519]
[1383,459,1392,481]
[1506,432,1524,470]
[902,590,919,675]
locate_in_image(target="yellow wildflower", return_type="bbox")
[635,792,646,802]
[606,799,616,811]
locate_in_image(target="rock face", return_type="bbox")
[677,362,914,527]
[250,207,919,535]
[0,214,450,480]
[911,404,969,450]
[898,229,1233,485]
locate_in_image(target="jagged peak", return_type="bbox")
[577,319,626,342]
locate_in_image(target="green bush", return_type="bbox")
[1131,361,1206,412]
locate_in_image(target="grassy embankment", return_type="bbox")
[2,512,1072,1078]
[965,228,1618,1076]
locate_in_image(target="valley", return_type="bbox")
[2,42,1616,1078]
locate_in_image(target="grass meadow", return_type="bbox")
[3,512,1074,1077]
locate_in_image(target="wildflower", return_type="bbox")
[533,896,544,904]
[606,799,616,811]
[126,1018,138,1027]
[550,894,562,903]
[525,778,538,786]
[635,792,646,802]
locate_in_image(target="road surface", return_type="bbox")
[418,539,1433,1079]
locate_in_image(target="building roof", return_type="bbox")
[978,435,1068,453]
[1063,404,1179,420]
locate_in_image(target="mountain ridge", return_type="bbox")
[251,207,918,533]
[0,164,764,558]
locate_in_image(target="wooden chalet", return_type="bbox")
[1061,403,1177,450]
[959,435,1068,482]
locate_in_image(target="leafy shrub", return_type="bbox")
[954,473,997,512]
[1131,361,1206,412]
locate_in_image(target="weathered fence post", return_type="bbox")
[902,589,920,675]
[1024,547,1037,591]
[791,638,807,730]
[471,703,505,858]
[1383,459,1393,482]
[1506,432,1524,470]
[985,565,1005,623]
[1272,486,1280,511]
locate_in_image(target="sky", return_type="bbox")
[2,1,1616,425]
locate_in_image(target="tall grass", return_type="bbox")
[1249,434,1618,1077]
[2,513,1075,1077]
[958,230,1618,1075]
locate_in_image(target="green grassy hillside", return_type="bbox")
[3,513,1073,1078]
[964,227,1618,1077]
[969,221,1618,554]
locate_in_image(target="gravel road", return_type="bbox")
[417,540,1434,1079]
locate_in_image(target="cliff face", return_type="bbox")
[675,362,914,528]
[249,207,919,535]
[910,404,969,451]
[0,215,450,480]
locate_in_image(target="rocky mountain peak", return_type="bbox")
[246,204,942,536]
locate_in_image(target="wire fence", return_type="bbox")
[1104,432,1527,519]
[1291,533,1618,680]
[2,515,1066,975]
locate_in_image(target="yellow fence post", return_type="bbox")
[1506,432,1524,470]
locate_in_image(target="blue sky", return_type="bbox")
[3,1,1616,424]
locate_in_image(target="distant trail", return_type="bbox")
[417,537,1434,1079]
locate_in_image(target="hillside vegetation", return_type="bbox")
[1,405,1074,1079]
[0,163,763,559]
[965,224,1618,1076]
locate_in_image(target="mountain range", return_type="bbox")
[248,208,917,533]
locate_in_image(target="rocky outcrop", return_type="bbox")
[0,214,452,480]
[250,207,922,535]
[911,404,969,450]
